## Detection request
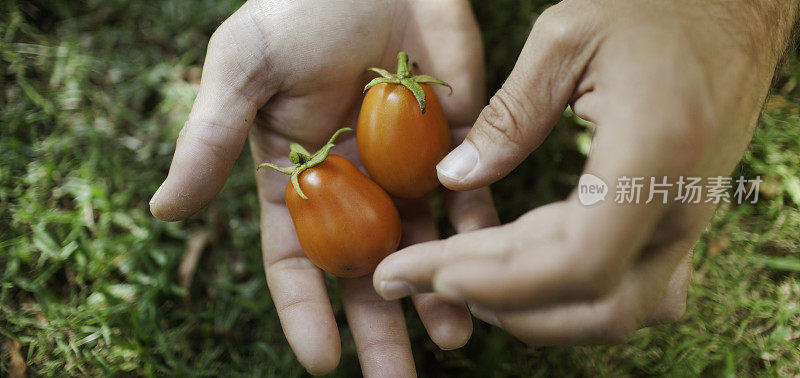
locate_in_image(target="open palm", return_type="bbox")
[149,0,498,375]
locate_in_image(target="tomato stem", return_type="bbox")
[257,127,352,199]
[289,143,311,164]
[363,51,453,115]
[396,51,411,79]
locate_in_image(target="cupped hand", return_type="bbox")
[374,0,798,345]
[148,0,498,375]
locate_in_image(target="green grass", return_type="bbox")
[2,0,799,376]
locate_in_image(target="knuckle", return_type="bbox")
[207,24,235,56]
[182,121,242,168]
[663,97,716,145]
[267,256,318,275]
[274,294,311,315]
[533,4,584,48]
[357,337,411,359]
[205,17,272,99]
[476,88,530,149]
[206,26,245,80]
[626,61,718,169]
[441,232,472,256]
[688,100,718,144]
[647,97,717,172]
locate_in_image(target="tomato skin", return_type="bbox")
[285,155,401,277]
[357,83,450,198]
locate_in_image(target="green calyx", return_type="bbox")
[363,51,452,114]
[257,127,351,200]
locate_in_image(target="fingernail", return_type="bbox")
[437,141,478,181]
[378,280,416,300]
[149,182,164,207]
[469,305,502,328]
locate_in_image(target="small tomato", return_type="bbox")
[259,128,401,277]
[357,51,452,198]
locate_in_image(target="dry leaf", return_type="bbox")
[182,66,202,84]
[764,95,790,112]
[177,229,211,297]
[759,178,782,199]
[2,338,27,378]
[708,236,729,256]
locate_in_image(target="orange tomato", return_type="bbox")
[284,155,401,277]
[357,82,450,198]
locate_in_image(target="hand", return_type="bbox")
[148,0,498,375]
[374,0,797,345]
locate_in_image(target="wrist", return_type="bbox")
[734,1,799,64]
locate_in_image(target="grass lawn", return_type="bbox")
[2,0,799,376]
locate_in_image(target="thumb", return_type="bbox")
[436,8,596,190]
[150,6,275,221]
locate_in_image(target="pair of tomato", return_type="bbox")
[260,52,451,277]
